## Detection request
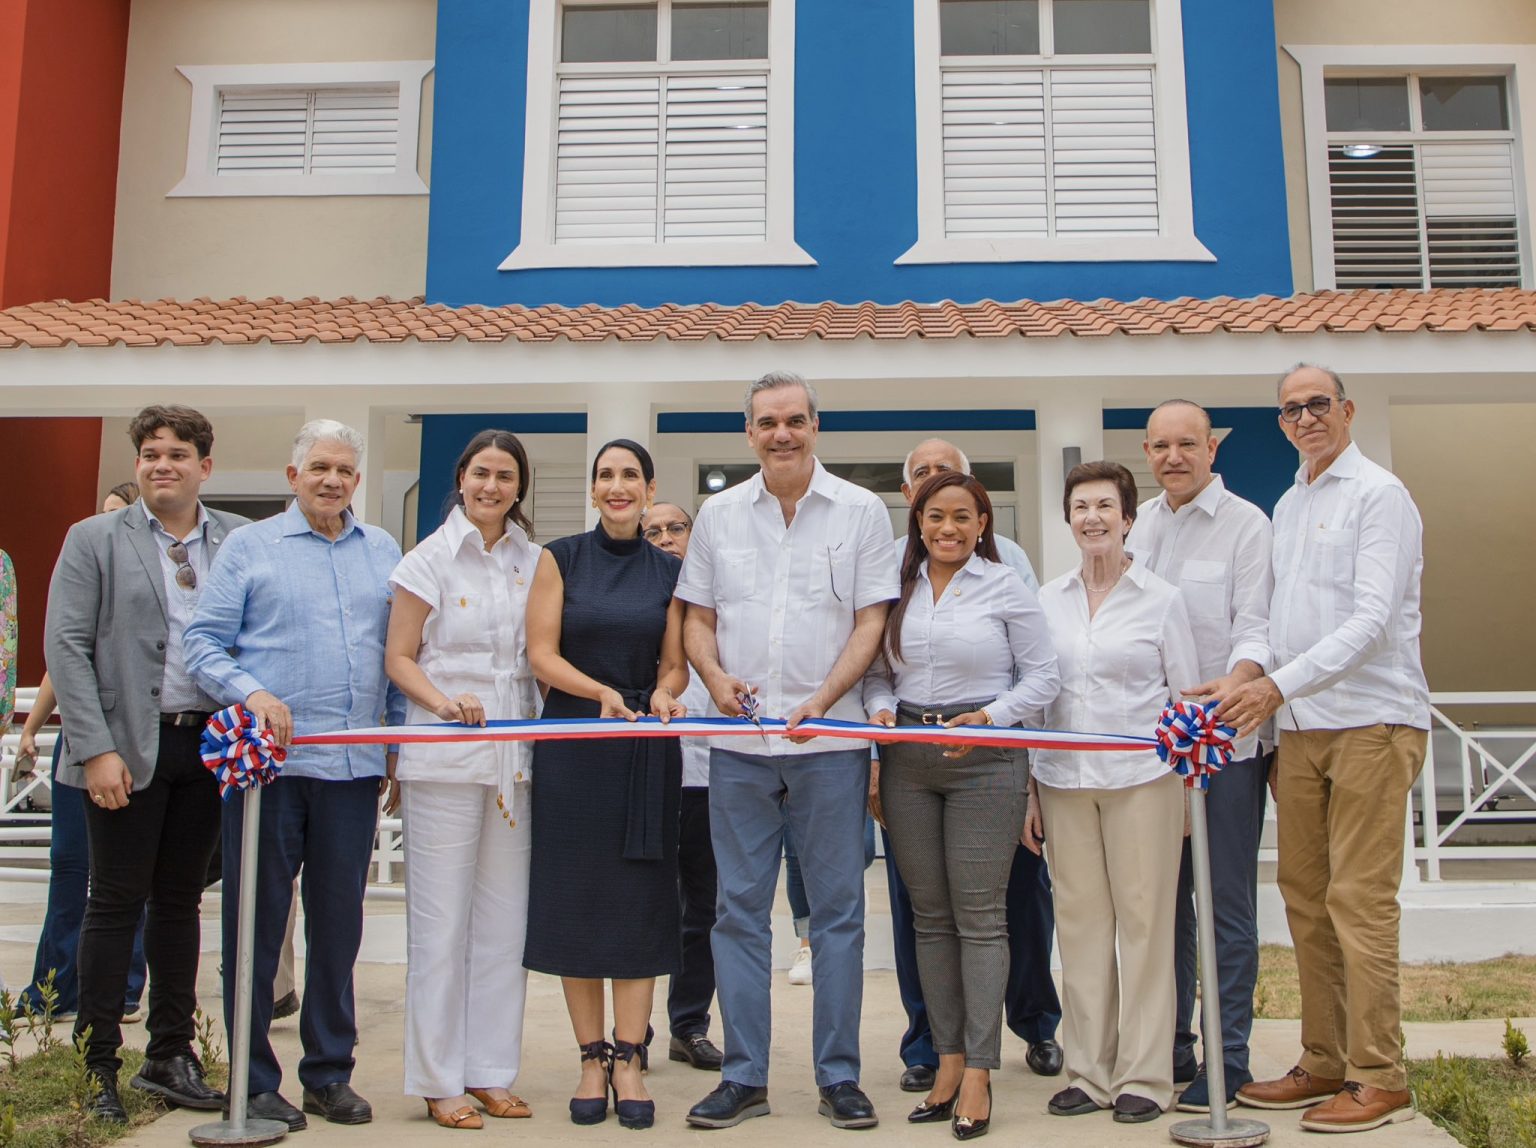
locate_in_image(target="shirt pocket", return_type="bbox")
[818,545,855,604]
[1315,526,1355,589]
[716,549,759,604]
[1177,559,1229,619]
[435,591,492,651]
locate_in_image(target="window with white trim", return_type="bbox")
[170,62,432,198]
[1323,74,1521,289]
[502,0,811,269]
[902,0,1210,264]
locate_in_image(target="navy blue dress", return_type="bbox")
[524,527,684,978]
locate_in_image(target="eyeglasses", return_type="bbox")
[1279,396,1337,423]
[166,541,197,591]
[642,522,690,541]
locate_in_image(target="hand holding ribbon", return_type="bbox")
[1155,699,1236,789]
[201,703,287,800]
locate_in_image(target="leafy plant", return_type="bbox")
[0,1102,14,1147]
[194,1007,224,1073]
[1504,1018,1530,1068]
[1415,1053,1492,1148]
[66,1026,101,1143]
[0,991,17,1071]
[1252,974,1271,1019]
[31,970,60,1056]
[1508,1094,1536,1148]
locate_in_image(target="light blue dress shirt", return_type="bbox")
[184,502,406,780]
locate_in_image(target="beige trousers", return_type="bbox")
[1040,771,1184,1110]
[1276,725,1426,1091]
[273,888,298,1001]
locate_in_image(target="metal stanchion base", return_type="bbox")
[1169,1115,1271,1147]
[188,1117,289,1146]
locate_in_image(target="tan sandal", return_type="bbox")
[426,1099,483,1129]
[468,1088,533,1119]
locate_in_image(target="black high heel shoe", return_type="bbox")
[951,1082,991,1140]
[908,1092,958,1123]
[570,1040,613,1126]
[610,1039,656,1130]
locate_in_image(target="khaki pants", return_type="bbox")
[1040,772,1184,1110]
[1276,725,1426,1091]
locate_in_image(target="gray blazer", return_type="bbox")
[45,501,250,791]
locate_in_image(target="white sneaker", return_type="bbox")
[787,947,813,986]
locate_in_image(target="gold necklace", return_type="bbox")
[1082,558,1129,593]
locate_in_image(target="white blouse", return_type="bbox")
[388,506,541,787]
[863,553,1060,728]
[1031,560,1200,790]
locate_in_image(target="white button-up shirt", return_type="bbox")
[1127,475,1274,760]
[679,675,713,787]
[388,506,542,786]
[863,553,1059,727]
[1032,561,1200,790]
[1268,443,1430,732]
[676,459,899,756]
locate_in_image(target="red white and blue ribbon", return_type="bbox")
[1154,700,1236,789]
[201,704,287,799]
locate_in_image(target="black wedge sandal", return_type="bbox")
[610,1038,656,1130]
[570,1040,613,1125]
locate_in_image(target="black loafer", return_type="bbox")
[238,1091,307,1132]
[818,1081,878,1129]
[130,1051,225,1110]
[900,1064,937,1092]
[272,990,300,1020]
[1174,1053,1200,1084]
[1112,1093,1162,1123]
[89,1071,128,1124]
[1047,1086,1101,1116]
[1025,1039,1064,1077]
[686,1080,770,1128]
[669,1032,724,1070]
[303,1081,373,1125]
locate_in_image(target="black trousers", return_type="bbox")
[76,723,222,1074]
[667,786,718,1037]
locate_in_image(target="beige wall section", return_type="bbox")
[1391,403,1536,693]
[1274,0,1536,291]
[111,0,436,303]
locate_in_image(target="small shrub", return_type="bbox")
[1508,1094,1536,1148]
[1252,974,1271,1019]
[0,991,17,1070]
[32,970,60,1056]
[1415,1054,1493,1148]
[1504,1018,1530,1068]
[0,1102,15,1147]
[194,1007,224,1072]
[66,1026,101,1142]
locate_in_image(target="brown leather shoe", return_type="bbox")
[1299,1083,1414,1133]
[1236,1066,1346,1110]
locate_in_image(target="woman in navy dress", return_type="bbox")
[524,438,688,1131]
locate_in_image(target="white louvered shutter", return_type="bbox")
[1049,68,1159,235]
[217,92,309,174]
[1327,144,1424,288]
[941,69,1047,238]
[310,89,401,174]
[555,76,661,244]
[1421,141,1521,288]
[217,86,401,178]
[527,465,588,541]
[664,74,767,242]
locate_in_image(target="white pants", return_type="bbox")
[402,780,531,1098]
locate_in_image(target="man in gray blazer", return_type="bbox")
[46,405,248,1122]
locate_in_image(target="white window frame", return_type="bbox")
[1287,43,1536,290]
[170,61,433,198]
[901,0,1211,264]
[502,0,813,269]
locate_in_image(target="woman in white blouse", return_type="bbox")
[1026,461,1199,1126]
[865,472,1060,1141]
[384,430,541,1130]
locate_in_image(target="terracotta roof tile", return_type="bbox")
[2,289,1535,350]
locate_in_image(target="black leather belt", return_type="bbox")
[160,710,213,728]
[895,701,992,725]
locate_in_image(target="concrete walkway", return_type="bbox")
[0,876,1487,1148]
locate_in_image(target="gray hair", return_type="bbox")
[1277,362,1346,401]
[902,439,971,487]
[1148,398,1213,438]
[291,418,366,470]
[744,370,819,421]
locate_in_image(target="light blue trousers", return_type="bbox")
[709,747,869,1088]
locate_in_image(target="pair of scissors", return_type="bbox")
[736,690,770,747]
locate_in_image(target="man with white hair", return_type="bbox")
[185,419,405,1131]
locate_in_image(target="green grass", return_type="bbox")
[1407,1054,1536,1148]
[1254,945,1536,1022]
[0,1044,158,1148]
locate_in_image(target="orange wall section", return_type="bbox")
[0,0,131,309]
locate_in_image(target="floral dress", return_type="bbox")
[0,550,16,729]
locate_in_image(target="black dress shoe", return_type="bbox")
[272,990,300,1020]
[130,1051,225,1110]
[686,1080,770,1128]
[818,1081,878,1129]
[1047,1086,1101,1116]
[900,1064,937,1092]
[669,1032,724,1070]
[89,1071,128,1124]
[303,1081,373,1125]
[951,1082,991,1141]
[239,1091,307,1132]
[1173,1053,1200,1084]
[907,1093,956,1123]
[1025,1039,1064,1077]
[1112,1093,1162,1123]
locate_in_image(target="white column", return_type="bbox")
[304,402,387,527]
[1033,391,1105,582]
[584,385,655,528]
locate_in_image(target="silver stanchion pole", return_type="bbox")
[1170,783,1269,1148]
[190,786,288,1146]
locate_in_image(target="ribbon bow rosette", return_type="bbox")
[201,704,287,799]
[1155,699,1236,789]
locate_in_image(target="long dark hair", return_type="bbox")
[884,472,999,664]
[445,429,534,538]
[591,438,655,484]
